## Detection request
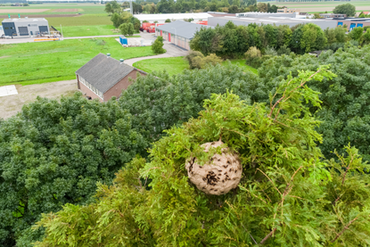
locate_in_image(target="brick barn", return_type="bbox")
[76,53,146,102]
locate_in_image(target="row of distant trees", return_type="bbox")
[190,21,370,57]
[106,0,279,14]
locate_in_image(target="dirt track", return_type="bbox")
[0,80,77,119]
[0,14,80,18]
[52,8,79,12]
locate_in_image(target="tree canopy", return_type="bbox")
[0,94,147,246]
[34,68,370,246]
[333,3,356,17]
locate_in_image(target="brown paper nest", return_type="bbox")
[185,141,242,195]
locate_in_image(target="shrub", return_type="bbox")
[151,36,165,54]
[165,18,171,23]
[184,51,222,69]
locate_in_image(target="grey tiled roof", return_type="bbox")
[155,21,208,40]
[75,53,134,94]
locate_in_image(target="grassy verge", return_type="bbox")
[0,37,154,86]
[133,57,258,76]
[61,25,118,37]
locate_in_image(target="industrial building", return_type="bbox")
[337,18,370,31]
[208,14,338,30]
[155,21,207,50]
[76,53,146,102]
[134,13,213,24]
[1,18,49,37]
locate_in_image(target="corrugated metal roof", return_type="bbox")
[75,53,134,94]
[134,13,212,22]
[155,21,208,40]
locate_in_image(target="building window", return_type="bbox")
[79,76,103,100]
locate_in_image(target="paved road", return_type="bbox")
[124,32,189,66]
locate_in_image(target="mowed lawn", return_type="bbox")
[133,57,258,76]
[62,25,118,37]
[0,38,155,86]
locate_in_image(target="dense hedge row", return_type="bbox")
[190,21,370,57]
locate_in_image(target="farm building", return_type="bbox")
[76,53,146,102]
[155,21,207,50]
[2,18,49,37]
[134,13,213,24]
[208,15,337,30]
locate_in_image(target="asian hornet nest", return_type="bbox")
[185,141,242,195]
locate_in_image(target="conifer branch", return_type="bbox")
[331,216,359,243]
[257,168,282,196]
[260,228,277,244]
[268,69,321,119]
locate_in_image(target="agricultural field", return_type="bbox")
[0,38,155,86]
[0,3,111,27]
[133,57,258,76]
[271,1,370,13]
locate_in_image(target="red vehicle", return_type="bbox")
[197,21,208,25]
[140,22,155,33]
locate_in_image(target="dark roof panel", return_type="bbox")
[75,53,134,93]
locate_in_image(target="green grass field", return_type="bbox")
[267,1,370,13]
[0,38,154,86]
[133,57,258,76]
[61,25,118,37]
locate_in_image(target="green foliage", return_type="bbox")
[35,68,370,246]
[257,44,370,164]
[127,23,135,36]
[165,18,171,23]
[0,93,147,246]
[333,3,356,17]
[119,23,128,36]
[110,11,140,31]
[350,27,364,41]
[301,23,327,52]
[151,36,165,54]
[184,51,222,69]
[191,22,333,58]
[117,64,258,144]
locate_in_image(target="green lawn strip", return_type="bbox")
[46,14,112,27]
[133,57,258,76]
[133,57,189,76]
[62,25,118,37]
[0,37,154,86]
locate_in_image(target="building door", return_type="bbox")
[357,23,363,28]
[18,26,29,36]
[168,33,171,42]
[39,26,48,34]
[2,22,16,36]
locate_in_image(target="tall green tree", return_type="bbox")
[258,44,370,163]
[0,93,146,246]
[34,68,370,246]
[333,3,356,17]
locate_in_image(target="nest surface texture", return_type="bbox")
[185,141,242,195]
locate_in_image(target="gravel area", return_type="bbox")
[0,79,77,119]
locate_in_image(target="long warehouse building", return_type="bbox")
[2,18,49,37]
[208,14,338,30]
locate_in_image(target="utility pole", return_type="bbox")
[130,0,133,15]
